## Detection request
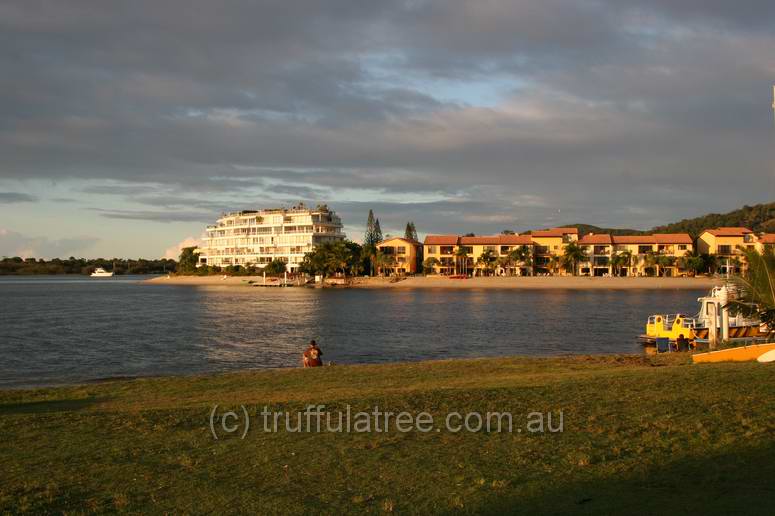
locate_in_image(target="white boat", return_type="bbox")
[90,267,114,277]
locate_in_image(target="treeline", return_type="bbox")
[531,202,775,238]
[0,257,176,275]
[652,202,775,237]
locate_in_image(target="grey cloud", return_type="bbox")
[88,208,215,223]
[0,192,36,203]
[0,0,773,236]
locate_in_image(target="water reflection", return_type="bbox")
[0,277,705,388]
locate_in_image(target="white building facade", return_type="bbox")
[197,204,345,272]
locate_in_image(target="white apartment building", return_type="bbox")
[197,204,345,271]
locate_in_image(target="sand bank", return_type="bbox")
[145,274,720,290]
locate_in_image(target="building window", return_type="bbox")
[427,246,437,254]
[678,244,687,251]
[397,246,406,254]
[638,245,652,254]
[718,245,732,255]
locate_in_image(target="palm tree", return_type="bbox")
[549,255,562,276]
[374,251,396,276]
[562,242,586,276]
[455,246,469,276]
[726,248,775,338]
[477,249,497,276]
[496,255,511,276]
[645,251,659,277]
[613,250,633,276]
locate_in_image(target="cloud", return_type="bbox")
[0,192,36,203]
[163,236,202,260]
[0,0,774,238]
[0,228,98,258]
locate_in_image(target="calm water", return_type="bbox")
[0,276,705,389]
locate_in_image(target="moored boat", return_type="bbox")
[90,267,114,277]
[640,284,766,345]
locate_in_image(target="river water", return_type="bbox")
[0,276,705,388]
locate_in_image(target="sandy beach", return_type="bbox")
[144,274,720,290]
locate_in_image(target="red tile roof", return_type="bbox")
[459,235,533,245]
[423,235,459,245]
[579,233,612,245]
[759,234,775,244]
[652,233,692,244]
[531,227,579,237]
[377,237,421,247]
[612,235,656,244]
[705,227,753,236]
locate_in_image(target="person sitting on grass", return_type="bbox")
[302,340,323,367]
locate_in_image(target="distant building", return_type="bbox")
[197,204,345,272]
[529,228,579,275]
[697,227,756,274]
[376,237,423,275]
[758,234,775,253]
[608,234,693,277]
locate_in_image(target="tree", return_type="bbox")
[455,246,469,276]
[562,242,586,276]
[404,221,418,241]
[611,250,632,277]
[264,259,287,275]
[726,248,775,338]
[510,245,533,276]
[375,251,396,276]
[476,249,497,276]
[178,246,198,274]
[374,219,383,244]
[364,210,380,246]
[423,257,439,275]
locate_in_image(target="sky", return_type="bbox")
[1,0,774,259]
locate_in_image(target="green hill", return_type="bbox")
[536,202,775,238]
[651,202,775,237]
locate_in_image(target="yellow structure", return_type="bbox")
[376,237,422,275]
[422,235,534,275]
[529,228,578,275]
[697,227,756,274]
[692,343,775,363]
[609,234,693,277]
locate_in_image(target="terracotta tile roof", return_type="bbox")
[652,233,693,244]
[705,227,753,236]
[612,235,656,244]
[377,237,421,247]
[424,235,459,245]
[579,234,612,245]
[459,235,533,245]
[531,227,579,237]
[759,234,775,244]
[498,235,533,245]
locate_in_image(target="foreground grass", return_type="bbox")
[1,355,774,514]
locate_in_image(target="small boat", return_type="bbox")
[640,284,766,345]
[90,267,114,277]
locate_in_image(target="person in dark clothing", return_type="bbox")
[302,340,323,367]
[676,334,690,352]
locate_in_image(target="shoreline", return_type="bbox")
[144,274,721,290]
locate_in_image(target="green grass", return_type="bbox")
[1,355,774,514]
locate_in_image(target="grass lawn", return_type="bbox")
[1,354,774,514]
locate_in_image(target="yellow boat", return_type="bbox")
[640,285,766,344]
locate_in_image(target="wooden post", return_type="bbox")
[708,303,718,350]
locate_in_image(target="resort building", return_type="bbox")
[578,233,613,276]
[376,237,423,275]
[529,228,579,275]
[422,234,534,276]
[609,234,693,277]
[697,227,757,274]
[197,204,345,272]
[422,235,460,275]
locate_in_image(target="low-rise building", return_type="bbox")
[578,233,613,276]
[197,204,345,272]
[376,237,422,275]
[610,234,693,276]
[529,228,579,275]
[697,227,756,274]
